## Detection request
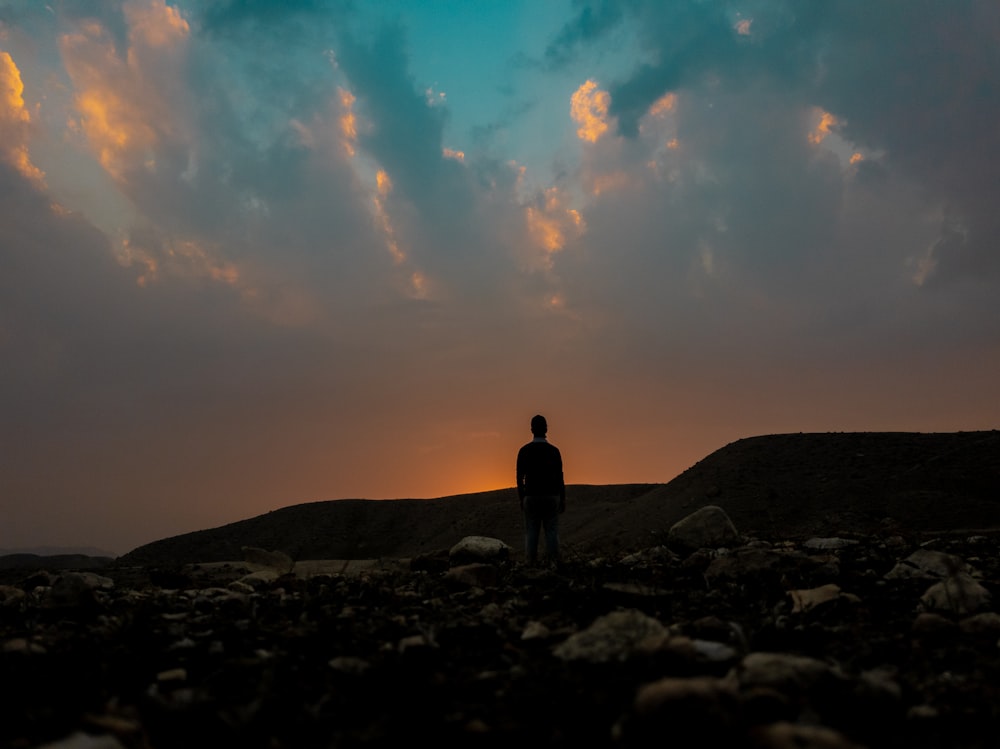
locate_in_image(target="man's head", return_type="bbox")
[530,414,547,436]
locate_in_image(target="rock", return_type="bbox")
[748,721,865,748]
[237,569,280,589]
[4,528,1000,748]
[242,546,294,573]
[410,548,450,573]
[0,584,26,609]
[448,536,510,565]
[620,546,679,565]
[959,612,1000,635]
[730,652,841,693]
[803,537,860,550]
[329,656,371,674]
[443,563,498,588]
[885,549,969,580]
[629,675,740,740]
[48,572,113,608]
[36,732,127,749]
[920,573,992,615]
[552,609,669,663]
[602,581,670,598]
[704,547,820,586]
[3,637,46,654]
[787,583,860,614]
[667,505,739,552]
[912,612,957,637]
[521,621,551,641]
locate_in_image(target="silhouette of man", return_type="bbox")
[516,414,565,565]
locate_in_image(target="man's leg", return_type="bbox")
[523,498,541,564]
[542,509,559,564]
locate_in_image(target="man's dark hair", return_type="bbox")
[530,414,547,436]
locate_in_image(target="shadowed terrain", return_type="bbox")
[4,431,1000,749]
[117,431,1000,567]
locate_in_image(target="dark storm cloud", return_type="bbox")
[334,23,469,216]
[198,0,351,35]
[543,0,624,69]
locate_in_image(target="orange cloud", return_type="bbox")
[443,147,464,162]
[123,0,189,48]
[0,51,45,185]
[736,19,753,36]
[525,187,585,262]
[648,92,677,118]
[116,234,239,288]
[588,170,633,196]
[570,79,611,143]
[338,87,357,157]
[809,109,838,144]
[60,1,191,180]
[115,237,160,287]
[376,168,393,197]
[371,168,428,298]
[168,238,239,285]
[849,152,864,164]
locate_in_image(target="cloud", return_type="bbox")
[570,79,611,143]
[555,0,1000,286]
[59,1,191,180]
[0,51,45,184]
[2,1,999,554]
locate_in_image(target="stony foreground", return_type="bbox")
[3,520,1000,749]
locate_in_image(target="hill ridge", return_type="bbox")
[116,431,1000,567]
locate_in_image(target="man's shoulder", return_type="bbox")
[520,440,560,454]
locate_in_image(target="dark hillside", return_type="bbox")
[116,431,1000,567]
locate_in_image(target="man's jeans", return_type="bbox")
[523,495,560,564]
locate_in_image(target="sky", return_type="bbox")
[1,0,998,556]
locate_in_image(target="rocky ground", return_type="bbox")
[3,511,1000,749]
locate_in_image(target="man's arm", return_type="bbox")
[557,448,566,513]
[515,447,526,509]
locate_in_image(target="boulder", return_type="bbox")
[884,549,969,580]
[448,536,510,565]
[242,546,294,574]
[919,573,991,616]
[553,609,669,663]
[667,505,739,552]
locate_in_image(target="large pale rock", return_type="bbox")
[0,584,26,609]
[788,583,860,614]
[242,546,294,574]
[730,652,841,693]
[884,549,968,580]
[553,609,669,663]
[919,573,991,616]
[667,505,739,552]
[238,569,280,590]
[448,536,510,565]
[49,572,114,608]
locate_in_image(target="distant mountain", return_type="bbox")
[0,553,115,571]
[116,431,1000,568]
[0,546,117,558]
